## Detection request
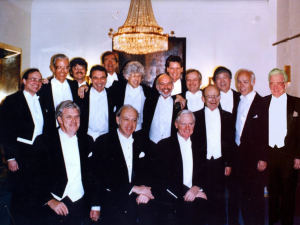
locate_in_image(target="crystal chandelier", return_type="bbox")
[112,0,168,55]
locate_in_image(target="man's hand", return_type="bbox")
[257,160,267,172]
[294,158,300,170]
[183,186,199,202]
[175,95,186,109]
[8,160,19,172]
[47,199,69,216]
[42,78,49,84]
[136,194,151,205]
[90,210,100,222]
[132,185,154,199]
[225,167,232,176]
[196,190,207,200]
[78,85,89,98]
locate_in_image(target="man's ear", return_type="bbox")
[57,116,62,124]
[116,116,120,125]
[175,121,178,129]
[201,96,205,103]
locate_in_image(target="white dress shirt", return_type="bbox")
[52,129,84,202]
[78,81,87,87]
[16,90,44,145]
[220,89,234,113]
[171,79,182,96]
[105,72,118,88]
[149,96,173,143]
[205,107,222,159]
[186,90,204,112]
[124,84,146,131]
[177,133,193,188]
[235,91,256,145]
[269,93,287,148]
[88,87,109,140]
[51,77,73,110]
[117,129,134,183]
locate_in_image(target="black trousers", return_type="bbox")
[269,145,299,225]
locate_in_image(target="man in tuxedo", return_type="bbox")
[234,69,268,225]
[93,105,154,225]
[266,68,300,225]
[44,100,99,224]
[185,69,204,112]
[192,85,235,224]
[150,109,208,225]
[143,74,182,144]
[37,54,79,137]
[78,65,116,140]
[69,57,88,87]
[2,68,47,225]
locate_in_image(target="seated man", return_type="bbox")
[93,105,154,225]
[150,109,208,225]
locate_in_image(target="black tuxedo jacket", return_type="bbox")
[151,134,205,199]
[93,130,148,206]
[265,94,300,159]
[37,77,79,137]
[77,87,117,136]
[192,106,235,167]
[43,130,94,204]
[232,89,241,118]
[1,91,46,160]
[236,93,268,182]
[142,94,184,137]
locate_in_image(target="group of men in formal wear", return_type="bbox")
[1,51,299,225]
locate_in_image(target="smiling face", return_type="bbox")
[167,61,183,83]
[103,54,118,75]
[175,113,195,141]
[116,107,138,138]
[71,64,87,84]
[91,70,107,93]
[186,72,201,94]
[156,74,174,99]
[202,85,220,111]
[269,73,287,98]
[215,72,231,93]
[23,71,43,96]
[57,107,80,137]
[52,58,70,83]
[237,71,255,96]
[127,73,142,88]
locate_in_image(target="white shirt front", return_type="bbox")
[88,87,109,140]
[149,96,173,143]
[105,72,118,88]
[117,129,134,183]
[124,84,146,131]
[16,91,44,145]
[177,133,193,188]
[186,90,204,112]
[269,93,287,148]
[51,77,73,110]
[78,81,87,87]
[205,107,222,159]
[52,129,84,202]
[235,91,256,145]
[220,89,234,113]
[171,79,182,96]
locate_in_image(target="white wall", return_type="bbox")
[28,0,276,96]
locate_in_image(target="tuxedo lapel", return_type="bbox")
[286,94,294,130]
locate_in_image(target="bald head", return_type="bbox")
[156,74,174,99]
[202,85,221,111]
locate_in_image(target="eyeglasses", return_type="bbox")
[27,78,43,83]
[129,74,142,78]
[269,82,285,86]
[74,66,85,70]
[55,66,70,70]
[204,95,221,100]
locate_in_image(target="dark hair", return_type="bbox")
[89,65,108,78]
[165,55,183,68]
[212,66,232,82]
[101,51,118,64]
[69,57,88,77]
[21,68,41,90]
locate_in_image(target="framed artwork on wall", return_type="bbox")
[114,37,186,87]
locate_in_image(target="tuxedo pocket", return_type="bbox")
[113,106,116,112]
[88,152,93,157]
[139,151,145,158]
[253,115,258,118]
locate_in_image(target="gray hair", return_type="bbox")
[175,109,196,123]
[268,68,288,82]
[56,100,80,119]
[52,54,69,66]
[122,61,145,79]
[237,69,256,83]
[185,69,202,80]
[116,104,139,119]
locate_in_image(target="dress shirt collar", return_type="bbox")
[127,83,142,95]
[220,89,233,97]
[117,128,134,144]
[59,128,77,142]
[159,95,172,103]
[53,76,68,85]
[108,72,118,81]
[177,132,192,146]
[271,92,287,101]
[78,81,87,87]
[186,90,202,98]
[205,105,220,114]
[23,90,39,99]
[91,86,106,96]
[240,90,256,101]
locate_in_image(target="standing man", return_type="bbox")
[266,68,300,225]
[192,85,235,225]
[2,68,47,225]
[93,105,154,225]
[38,54,80,137]
[185,69,204,112]
[43,100,99,224]
[235,69,268,225]
[69,57,88,87]
[143,74,182,144]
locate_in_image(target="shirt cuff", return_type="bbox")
[129,187,134,195]
[7,158,15,161]
[91,206,100,211]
